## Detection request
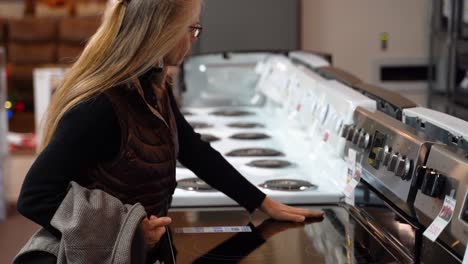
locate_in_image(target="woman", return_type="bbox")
[17,0,323,262]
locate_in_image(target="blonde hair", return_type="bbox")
[41,0,200,150]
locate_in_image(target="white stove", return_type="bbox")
[171,53,375,208]
[173,104,342,206]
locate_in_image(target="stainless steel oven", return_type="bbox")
[343,106,468,263]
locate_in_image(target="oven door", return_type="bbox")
[350,181,422,264]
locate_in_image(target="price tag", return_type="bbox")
[175,226,252,234]
[423,193,457,242]
[345,163,361,195]
[344,150,361,205]
[346,149,356,183]
[322,130,330,142]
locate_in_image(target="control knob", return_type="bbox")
[421,171,446,198]
[395,156,412,180]
[336,119,344,133]
[382,146,392,166]
[340,124,351,138]
[387,153,399,172]
[346,126,356,141]
[358,132,371,149]
[352,129,361,145]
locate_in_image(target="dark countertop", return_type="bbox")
[167,205,398,264]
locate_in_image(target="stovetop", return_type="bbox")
[174,57,377,209]
[164,206,399,264]
[173,105,346,207]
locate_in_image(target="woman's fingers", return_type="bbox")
[147,216,172,229]
[143,226,167,248]
[276,211,306,222]
[280,205,324,218]
[141,216,172,248]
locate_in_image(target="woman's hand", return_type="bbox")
[141,215,172,248]
[259,197,324,222]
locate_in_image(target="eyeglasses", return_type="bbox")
[189,24,203,39]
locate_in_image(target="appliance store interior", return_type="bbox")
[1,0,468,263]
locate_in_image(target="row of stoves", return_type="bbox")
[170,51,468,263]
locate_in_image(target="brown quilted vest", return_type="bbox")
[77,79,179,217]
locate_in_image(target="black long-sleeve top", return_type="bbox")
[17,69,266,238]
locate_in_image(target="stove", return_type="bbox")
[173,54,373,208]
[342,104,468,263]
[402,107,468,263]
[172,51,468,263]
[413,145,468,263]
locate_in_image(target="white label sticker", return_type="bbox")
[344,150,360,205]
[344,163,362,207]
[344,163,361,197]
[346,149,357,181]
[175,226,252,234]
[423,194,457,242]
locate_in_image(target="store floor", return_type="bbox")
[0,89,467,263]
[0,210,39,263]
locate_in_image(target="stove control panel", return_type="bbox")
[341,125,372,151]
[414,144,468,260]
[344,107,433,212]
[295,67,376,159]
